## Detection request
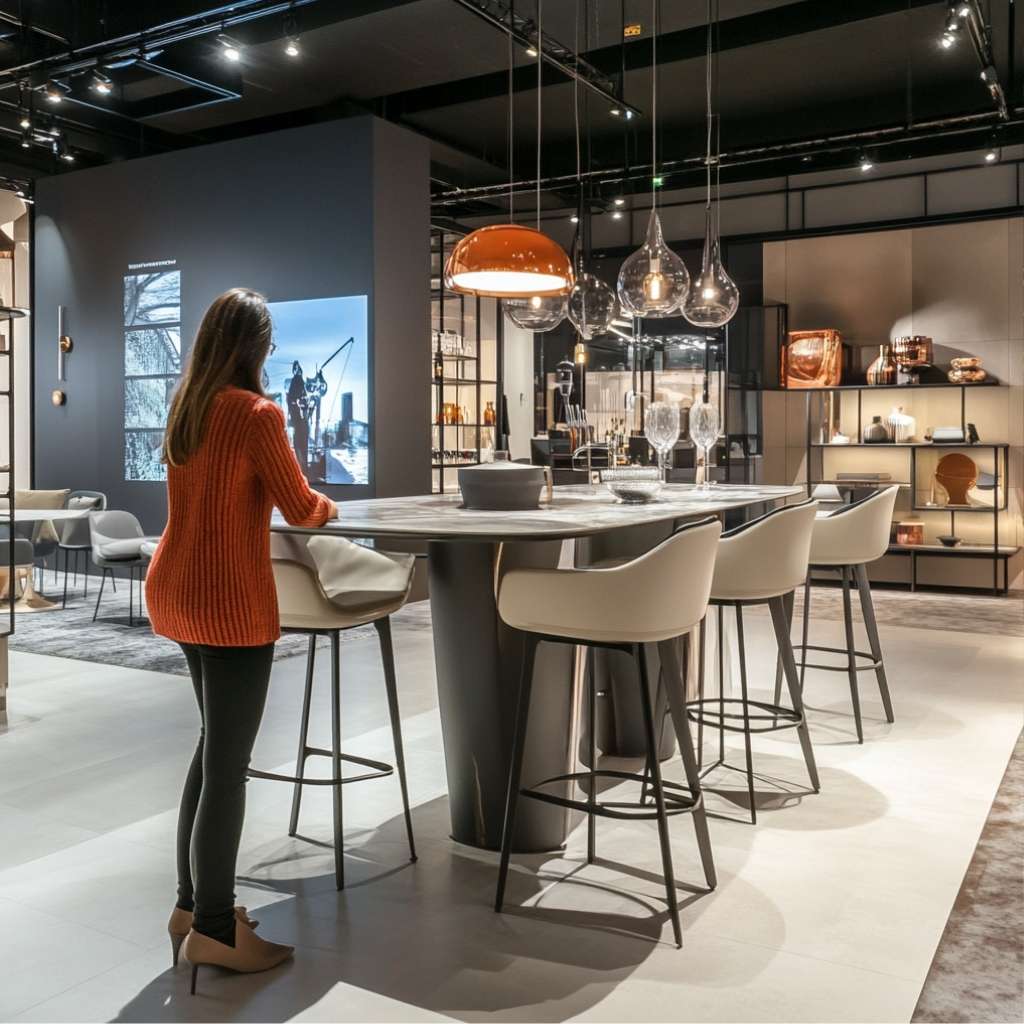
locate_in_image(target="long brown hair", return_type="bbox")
[163,288,273,467]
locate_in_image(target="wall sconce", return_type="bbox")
[51,389,66,406]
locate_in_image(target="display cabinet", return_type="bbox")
[799,381,1018,594]
[430,229,503,494]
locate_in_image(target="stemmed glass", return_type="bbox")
[688,398,720,496]
[644,401,681,483]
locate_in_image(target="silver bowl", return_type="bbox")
[603,467,663,504]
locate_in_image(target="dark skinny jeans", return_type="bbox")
[175,642,274,945]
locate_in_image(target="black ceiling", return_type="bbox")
[0,0,1019,213]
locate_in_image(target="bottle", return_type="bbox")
[866,344,897,386]
[863,415,890,443]
[483,400,496,426]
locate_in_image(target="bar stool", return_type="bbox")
[688,500,820,825]
[779,486,898,744]
[247,541,418,890]
[494,516,722,948]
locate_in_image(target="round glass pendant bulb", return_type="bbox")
[681,213,740,328]
[444,224,572,297]
[617,210,690,318]
[567,273,617,340]
[503,293,567,332]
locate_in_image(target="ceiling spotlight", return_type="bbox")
[652,175,664,187]
[611,210,623,220]
[284,36,301,57]
[980,64,996,83]
[940,31,955,47]
[624,109,634,120]
[984,147,998,162]
[42,80,66,103]
[957,3,971,16]
[19,130,30,149]
[945,11,961,32]
[18,112,30,129]
[613,197,625,206]
[570,214,579,223]
[610,106,621,117]
[525,45,538,57]
[859,153,874,172]
[217,34,242,61]
[90,70,113,95]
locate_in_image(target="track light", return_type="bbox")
[945,11,961,33]
[570,214,579,223]
[18,112,30,129]
[957,3,971,16]
[984,146,998,163]
[217,34,242,61]
[525,45,538,57]
[610,106,621,117]
[859,153,874,172]
[613,197,626,206]
[283,10,301,56]
[43,80,67,104]
[940,32,955,47]
[611,210,623,220]
[624,109,634,120]
[53,137,74,163]
[980,64,996,83]
[284,36,300,57]
[20,130,30,149]
[90,69,113,95]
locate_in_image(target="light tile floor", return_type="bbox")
[0,606,1021,1023]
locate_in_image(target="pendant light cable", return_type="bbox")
[536,0,542,230]
[704,0,713,215]
[508,0,515,222]
[651,0,658,209]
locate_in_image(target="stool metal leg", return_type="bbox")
[62,550,70,609]
[495,633,539,913]
[854,563,894,725]
[636,642,682,948]
[128,566,134,627]
[696,617,706,769]
[716,604,725,764]
[586,648,597,864]
[375,616,417,863]
[91,568,108,622]
[288,635,317,837]
[734,605,757,825]
[841,567,864,744]
[772,589,795,711]
[82,551,89,598]
[330,630,345,890]
[769,595,820,793]
[799,573,810,691]
[659,637,716,891]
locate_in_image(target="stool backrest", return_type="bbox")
[713,500,818,600]
[89,510,144,559]
[810,486,899,566]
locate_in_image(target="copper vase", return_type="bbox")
[781,329,846,388]
[866,344,897,386]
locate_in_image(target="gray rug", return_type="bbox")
[8,580,434,676]
[913,731,1024,1023]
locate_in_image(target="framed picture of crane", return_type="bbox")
[264,294,370,486]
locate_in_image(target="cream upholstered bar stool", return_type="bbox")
[494,516,722,949]
[248,535,417,890]
[688,500,820,825]
[778,486,899,744]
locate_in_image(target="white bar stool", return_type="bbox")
[494,516,722,948]
[248,539,418,890]
[779,486,899,744]
[689,500,820,825]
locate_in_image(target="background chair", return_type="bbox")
[13,488,69,594]
[59,490,107,608]
[0,538,36,605]
[782,486,899,744]
[494,516,722,949]
[89,510,151,626]
[247,534,418,891]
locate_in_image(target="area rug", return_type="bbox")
[8,584,433,677]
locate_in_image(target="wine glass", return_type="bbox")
[644,401,681,482]
[688,398,720,495]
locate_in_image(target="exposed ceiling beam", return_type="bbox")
[381,0,943,117]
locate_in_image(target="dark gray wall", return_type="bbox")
[32,115,429,533]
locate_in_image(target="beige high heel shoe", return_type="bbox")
[168,906,259,967]
[182,921,294,995]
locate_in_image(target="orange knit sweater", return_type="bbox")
[146,386,332,646]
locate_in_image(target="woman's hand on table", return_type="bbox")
[325,498,339,520]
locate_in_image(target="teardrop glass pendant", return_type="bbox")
[617,210,690,318]
[681,209,739,328]
[503,293,568,332]
[567,273,617,340]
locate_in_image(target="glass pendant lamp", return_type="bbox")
[567,268,617,340]
[501,3,570,329]
[682,0,739,328]
[616,0,689,318]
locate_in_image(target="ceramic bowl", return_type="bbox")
[603,467,663,504]
[937,535,962,547]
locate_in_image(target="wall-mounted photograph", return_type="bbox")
[123,266,181,481]
[263,295,369,486]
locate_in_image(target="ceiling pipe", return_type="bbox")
[448,0,643,120]
[432,108,1023,206]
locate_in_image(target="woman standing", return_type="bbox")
[147,288,336,989]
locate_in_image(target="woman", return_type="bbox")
[146,288,336,988]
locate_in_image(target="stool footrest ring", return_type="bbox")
[686,697,803,735]
[522,769,702,821]
[792,643,883,672]
[248,747,394,787]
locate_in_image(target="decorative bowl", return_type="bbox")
[458,462,544,511]
[937,535,962,547]
[603,467,663,504]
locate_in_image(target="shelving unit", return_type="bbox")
[429,228,503,494]
[800,380,1018,595]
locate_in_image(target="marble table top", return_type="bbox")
[271,483,804,542]
[1,509,90,522]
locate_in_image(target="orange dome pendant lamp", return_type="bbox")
[444,223,572,298]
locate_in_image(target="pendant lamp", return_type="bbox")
[616,0,689,318]
[446,4,571,300]
[503,1,570,328]
[682,0,739,328]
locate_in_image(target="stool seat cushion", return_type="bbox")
[140,538,160,560]
[96,537,148,560]
[306,535,415,610]
[809,486,899,566]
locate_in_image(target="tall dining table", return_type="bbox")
[271,483,802,853]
